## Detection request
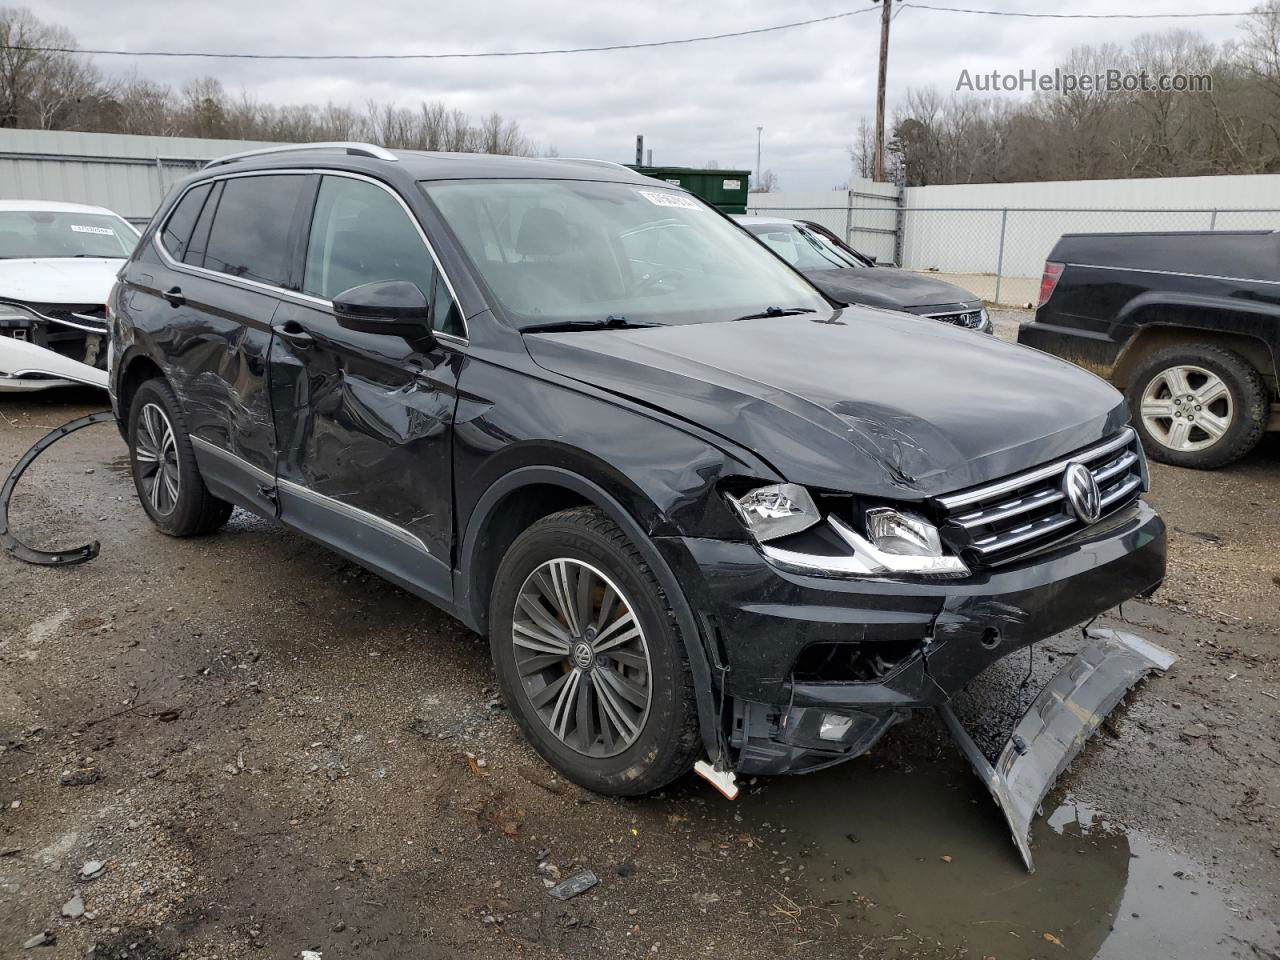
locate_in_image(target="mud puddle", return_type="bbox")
[743,752,1279,958]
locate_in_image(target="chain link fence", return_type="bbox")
[746,197,1280,307]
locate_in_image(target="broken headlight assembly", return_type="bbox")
[724,483,822,543]
[0,303,37,336]
[727,483,969,578]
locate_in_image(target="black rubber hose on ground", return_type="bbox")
[0,410,117,566]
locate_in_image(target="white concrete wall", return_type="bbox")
[903,174,1280,279]
[750,174,1280,294]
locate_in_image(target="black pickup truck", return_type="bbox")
[1019,231,1279,469]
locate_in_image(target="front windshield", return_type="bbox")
[746,222,869,271]
[420,179,828,327]
[0,210,138,259]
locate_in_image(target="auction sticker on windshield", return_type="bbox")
[636,190,702,210]
[70,224,115,235]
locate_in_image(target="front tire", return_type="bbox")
[1126,343,1267,470]
[489,506,700,796]
[127,378,233,535]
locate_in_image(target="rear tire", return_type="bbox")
[489,506,701,796]
[1126,343,1267,470]
[127,378,233,536]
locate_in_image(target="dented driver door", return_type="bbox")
[267,173,461,608]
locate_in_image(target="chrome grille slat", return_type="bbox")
[1099,474,1142,508]
[953,487,1064,529]
[937,428,1136,511]
[936,428,1146,564]
[972,514,1075,554]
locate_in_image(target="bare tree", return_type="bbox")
[877,16,1280,185]
[0,6,540,157]
[850,117,875,179]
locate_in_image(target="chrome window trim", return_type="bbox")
[151,168,469,343]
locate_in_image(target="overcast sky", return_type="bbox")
[33,0,1251,190]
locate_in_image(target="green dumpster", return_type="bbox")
[627,166,752,214]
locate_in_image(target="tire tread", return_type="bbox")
[1127,342,1267,470]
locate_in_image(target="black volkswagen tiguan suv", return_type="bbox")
[109,144,1166,796]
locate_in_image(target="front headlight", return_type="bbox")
[725,483,821,543]
[856,508,968,574]
[760,503,969,578]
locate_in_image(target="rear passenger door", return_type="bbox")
[148,172,310,517]
[268,173,465,606]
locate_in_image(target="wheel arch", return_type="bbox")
[112,350,168,439]
[456,465,720,760]
[1113,308,1277,396]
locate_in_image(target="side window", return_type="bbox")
[432,271,464,338]
[184,180,222,267]
[204,175,306,287]
[159,183,211,260]
[303,176,436,302]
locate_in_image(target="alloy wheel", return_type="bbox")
[512,558,652,758]
[1139,364,1233,453]
[135,402,180,515]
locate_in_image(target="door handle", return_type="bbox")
[162,286,186,307]
[276,320,314,346]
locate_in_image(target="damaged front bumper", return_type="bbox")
[941,628,1176,871]
[0,304,109,391]
[658,499,1166,776]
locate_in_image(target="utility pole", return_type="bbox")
[872,0,892,182]
[755,125,763,187]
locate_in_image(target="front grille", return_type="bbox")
[928,308,985,329]
[27,303,109,333]
[935,428,1145,565]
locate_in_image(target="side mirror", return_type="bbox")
[332,280,432,338]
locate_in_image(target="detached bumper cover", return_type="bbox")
[940,627,1176,872]
[0,336,108,390]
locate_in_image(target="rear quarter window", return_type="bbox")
[159,183,212,260]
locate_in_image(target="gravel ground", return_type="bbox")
[0,379,1277,960]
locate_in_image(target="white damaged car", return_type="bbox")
[0,200,140,392]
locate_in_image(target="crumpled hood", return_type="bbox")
[0,258,123,305]
[804,266,979,311]
[524,307,1130,498]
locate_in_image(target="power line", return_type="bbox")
[0,4,1253,62]
[898,3,1251,20]
[0,4,1249,62]
[0,6,881,61]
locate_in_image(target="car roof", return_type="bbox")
[210,147,662,185]
[396,152,653,183]
[733,215,801,227]
[0,199,126,216]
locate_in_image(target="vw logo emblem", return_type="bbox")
[1062,462,1101,524]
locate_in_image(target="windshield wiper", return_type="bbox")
[521,315,662,334]
[730,306,817,322]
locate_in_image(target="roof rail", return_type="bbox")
[203,142,398,169]
[542,157,633,172]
